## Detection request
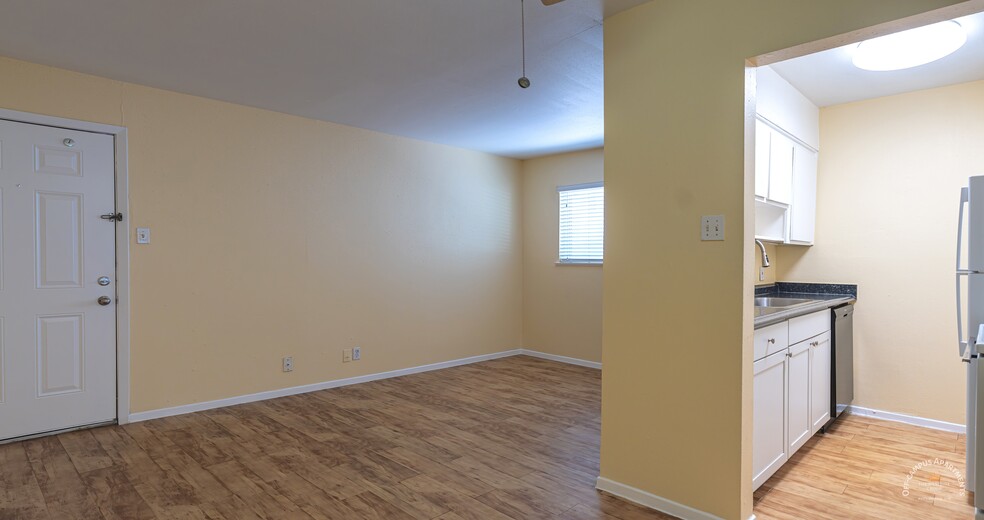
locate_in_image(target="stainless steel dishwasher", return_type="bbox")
[826,304,854,429]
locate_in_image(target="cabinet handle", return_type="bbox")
[767,338,775,344]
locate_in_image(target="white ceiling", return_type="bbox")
[771,11,984,108]
[0,0,650,159]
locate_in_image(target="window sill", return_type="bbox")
[556,261,603,266]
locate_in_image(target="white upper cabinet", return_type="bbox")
[767,130,794,205]
[789,142,818,245]
[755,120,771,199]
[756,66,819,151]
[753,66,819,245]
[754,122,794,205]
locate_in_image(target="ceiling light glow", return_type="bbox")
[853,21,967,71]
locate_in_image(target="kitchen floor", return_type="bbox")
[0,356,673,520]
[755,414,975,519]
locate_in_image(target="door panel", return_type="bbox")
[36,191,84,289]
[37,314,84,397]
[0,118,116,441]
[35,145,83,177]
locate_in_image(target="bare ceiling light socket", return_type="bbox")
[517,0,531,89]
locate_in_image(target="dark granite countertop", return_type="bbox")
[754,283,857,329]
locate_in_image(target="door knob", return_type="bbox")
[97,296,113,306]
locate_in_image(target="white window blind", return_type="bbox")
[558,182,604,263]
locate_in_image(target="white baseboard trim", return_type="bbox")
[129,349,523,423]
[596,477,727,520]
[519,349,601,369]
[129,347,601,423]
[846,405,966,434]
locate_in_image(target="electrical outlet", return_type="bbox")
[759,268,766,281]
[342,349,352,363]
[701,215,725,241]
[283,356,293,372]
[352,346,361,361]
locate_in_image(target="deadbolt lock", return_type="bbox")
[97,276,111,286]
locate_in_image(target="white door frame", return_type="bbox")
[0,107,131,426]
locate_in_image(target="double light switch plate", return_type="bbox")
[701,215,725,241]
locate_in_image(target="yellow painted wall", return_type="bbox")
[522,148,603,363]
[0,56,523,413]
[778,80,984,425]
[602,1,968,518]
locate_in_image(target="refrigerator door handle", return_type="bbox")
[960,187,970,272]
[958,187,973,360]
[959,273,971,360]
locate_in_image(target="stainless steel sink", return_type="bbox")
[754,306,785,318]
[754,297,814,308]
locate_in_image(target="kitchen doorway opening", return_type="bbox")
[743,1,984,517]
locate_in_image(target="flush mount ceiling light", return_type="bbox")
[853,20,967,71]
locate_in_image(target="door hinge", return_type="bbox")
[100,212,123,222]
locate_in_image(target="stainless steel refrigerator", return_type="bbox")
[957,176,984,518]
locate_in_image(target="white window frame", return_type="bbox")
[558,181,604,265]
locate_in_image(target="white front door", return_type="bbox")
[0,119,117,441]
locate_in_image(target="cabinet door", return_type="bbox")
[789,143,818,245]
[786,341,811,455]
[810,331,832,433]
[753,349,787,490]
[755,120,771,199]
[768,131,794,205]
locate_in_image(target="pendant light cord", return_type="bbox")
[521,0,526,78]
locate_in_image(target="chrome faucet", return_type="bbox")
[755,239,771,268]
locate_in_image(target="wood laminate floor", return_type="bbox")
[755,414,976,519]
[1,355,976,519]
[0,356,674,520]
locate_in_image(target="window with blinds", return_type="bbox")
[558,182,604,264]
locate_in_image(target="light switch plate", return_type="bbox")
[136,227,151,244]
[701,215,725,241]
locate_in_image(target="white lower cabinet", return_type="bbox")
[753,349,788,489]
[753,313,832,491]
[786,342,812,454]
[810,331,832,432]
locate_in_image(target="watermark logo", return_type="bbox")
[902,458,966,500]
